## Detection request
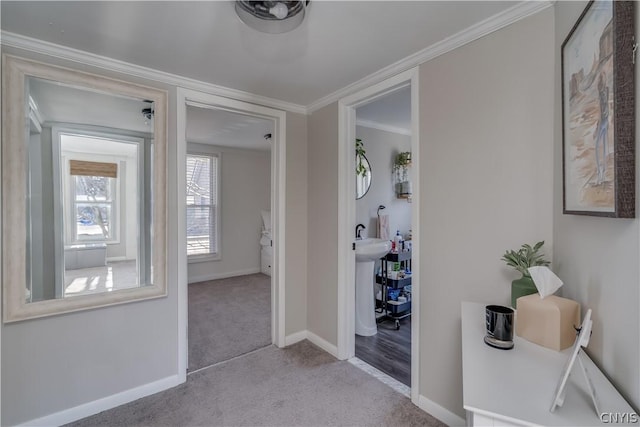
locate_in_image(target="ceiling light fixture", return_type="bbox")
[235,1,309,34]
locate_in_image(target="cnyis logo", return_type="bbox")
[600,412,639,424]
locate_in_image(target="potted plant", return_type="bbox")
[356,139,367,177]
[501,241,550,308]
[392,152,412,197]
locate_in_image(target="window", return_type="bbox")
[72,173,117,242]
[186,153,218,257]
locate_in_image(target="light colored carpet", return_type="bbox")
[68,340,446,427]
[188,273,271,372]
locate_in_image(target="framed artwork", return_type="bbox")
[562,0,635,217]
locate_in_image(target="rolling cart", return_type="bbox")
[376,249,412,330]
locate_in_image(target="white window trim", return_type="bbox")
[186,150,221,263]
[55,128,142,247]
[70,171,119,244]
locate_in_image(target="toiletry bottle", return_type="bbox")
[394,230,402,252]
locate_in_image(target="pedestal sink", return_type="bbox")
[355,238,391,336]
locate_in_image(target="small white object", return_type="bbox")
[397,296,407,303]
[269,2,289,19]
[528,266,563,299]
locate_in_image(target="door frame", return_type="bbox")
[176,87,287,379]
[336,67,420,402]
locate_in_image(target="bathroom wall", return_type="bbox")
[355,125,411,240]
[187,143,271,284]
[553,0,640,408]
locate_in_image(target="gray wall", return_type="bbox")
[1,47,181,426]
[307,103,339,344]
[553,0,639,408]
[285,112,308,336]
[187,143,271,283]
[355,125,411,239]
[1,48,310,425]
[418,8,555,416]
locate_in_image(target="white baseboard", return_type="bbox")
[284,330,307,346]
[306,330,338,358]
[188,268,261,284]
[17,374,183,427]
[417,395,466,427]
[106,256,128,262]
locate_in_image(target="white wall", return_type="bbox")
[355,125,411,239]
[553,1,639,409]
[187,143,271,283]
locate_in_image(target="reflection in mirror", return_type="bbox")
[26,77,152,303]
[356,154,372,199]
[3,55,167,322]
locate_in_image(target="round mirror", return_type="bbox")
[356,154,372,199]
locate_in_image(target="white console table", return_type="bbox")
[461,301,637,426]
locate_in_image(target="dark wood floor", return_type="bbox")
[355,316,411,386]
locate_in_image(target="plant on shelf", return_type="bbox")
[501,241,550,308]
[393,151,412,199]
[392,151,411,172]
[356,138,367,177]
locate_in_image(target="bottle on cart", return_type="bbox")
[394,230,403,252]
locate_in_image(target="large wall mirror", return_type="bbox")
[2,55,167,322]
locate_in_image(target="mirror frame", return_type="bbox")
[2,54,168,322]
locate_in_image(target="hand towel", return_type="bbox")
[378,214,390,240]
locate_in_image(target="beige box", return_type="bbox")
[515,294,581,351]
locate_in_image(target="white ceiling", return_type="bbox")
[2,1,518,107]
[29,77,273,149]
[186,106,273,151]
[356,86,411,135]
[29,77,153,133]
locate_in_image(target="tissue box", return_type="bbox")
[515,294,580,351]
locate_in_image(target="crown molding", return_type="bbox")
[0,31,307,115]
[307,0,554,113]
[356,119,411,136]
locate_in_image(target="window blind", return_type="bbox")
[70,160,118,178]
[186,154,218,256]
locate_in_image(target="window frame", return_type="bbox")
[186,151,221,262]
[70,172,119,244]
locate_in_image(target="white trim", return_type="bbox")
[307,0,553,113]
[177,88,287,381]
[336,68,421,403]
[355,119,411,136]
[409,70,421,404]
[1,31,306,115]
[284,330,308,346]
[105,256,128,262]
[417,395,467,427]
[16,375,182,427]
[348,357,410,398]
[306,331,338,358]
[188,268,262,284]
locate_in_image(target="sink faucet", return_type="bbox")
[356,224,365,239]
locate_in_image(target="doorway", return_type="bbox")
[354,86,413,387]
[176,88,287,379]
[336,68,420,402]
